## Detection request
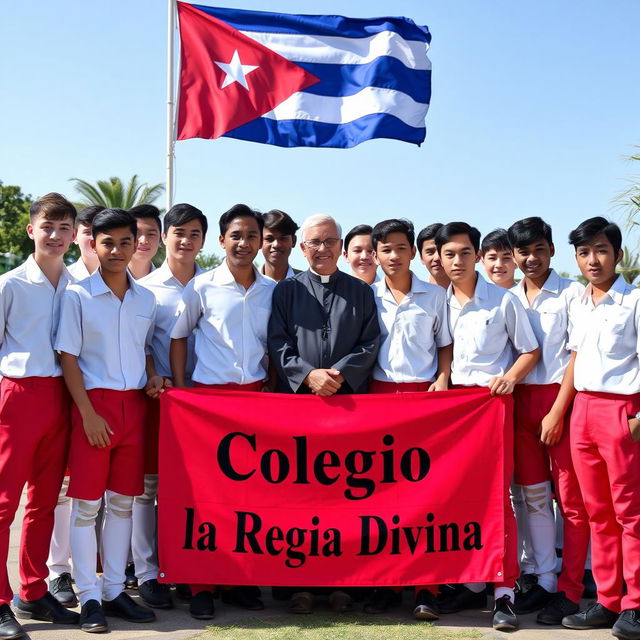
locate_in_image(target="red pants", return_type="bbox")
[0,377,70,605]
[571,391,640,611]
[193,381,263,391]
[68,389,147,500]
[369,380,430,393]
[144,396,160,475]
[514,384,590,602]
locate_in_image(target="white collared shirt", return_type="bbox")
[262,264,296,281]
[0,255,74,378]
[448,273,538,386]
[55,269,156,390]
[513,270,584,385]
[140,261,202,378]
[568,274,640,394]
[171,261,276,385]
[373,273,452,383]
[67,258,92,281]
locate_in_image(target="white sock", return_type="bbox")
[463,582,486,593]
[494,587,515,602]
[523,482,557,592]
[132,474,159,585]
[511,481,535,574]
[101,490,134,602]
[70,498,102,605]
[48,477,72,580]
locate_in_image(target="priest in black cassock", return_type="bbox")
[268,214,380,396]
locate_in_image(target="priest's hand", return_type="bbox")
[304,368,342,396]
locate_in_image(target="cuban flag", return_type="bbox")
[176,2,431,148]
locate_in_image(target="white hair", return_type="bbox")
[300,214,342,240]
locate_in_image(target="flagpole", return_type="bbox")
[166,0,176,211]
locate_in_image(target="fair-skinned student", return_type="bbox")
[343,224,379,284]
[417,223,450,289]
[260,209,299,282]
[56,208,163,633]
[507,217,590,625]
[0,193,80,639]
[366,218,452,621]
[128,205,161,280]
[436,221,540,632]
[170,204,276,619]
[542,217,640,639]
[481,229,517,289]
[134,203,207,610]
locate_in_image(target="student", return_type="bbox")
[134,203,207,610]
[436,221,540,632]
[507,217,590,624]
[417,223,449,288]
[0,193,80,639]
[368,218,452,621]
[56,208,161,633]
[67,205,104,280]
[481,229,517,289]
[343,224,379,284]
[128,204,161,280]
[171,203,275,619]
[260,209,300,281]
[542,217,640,638]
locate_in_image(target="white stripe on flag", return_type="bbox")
[261,86,428,128]
[241,30,431,70]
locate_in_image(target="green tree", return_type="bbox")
[196,252,222,270]
[70,175,164,209]
[614,149,640,228]
[0,182,33,267]
[618,245,640,285]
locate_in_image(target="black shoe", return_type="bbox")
[0,604,25,639]
[189,590,215,620]
[102,592,155,623]
[138,579,173,609]
[493,595,519,631]
[613,609,640,640]
[363,588,402,614]
[413,589,439,620]
[14,591,79,624]
[582,568,597,599]
[49,572,78,608]
[515,572,537,595]
[79,599,108,634]
[124,562,138,590]
[220,586,264,610]
[562,601,618,629]
[536,591,579,625]
[513,583,553,614]
[439,586,487,614]
[174,583,192,601]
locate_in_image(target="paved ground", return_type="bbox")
[7,496,614,639]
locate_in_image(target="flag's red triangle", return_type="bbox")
[177,2,319,140]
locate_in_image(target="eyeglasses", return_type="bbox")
[303,238,340,250]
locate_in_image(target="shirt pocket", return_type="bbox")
[597,311,630,355]
[469,309,502,352]
[539,310,566,336]
[134,315,153,346]
[399,309,435,348]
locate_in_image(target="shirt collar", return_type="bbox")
[24,255,48,285]
[88,268,141,297]
[308,268,340,284]
[156,260,203,284]
[376,271,430,299]
[212,259,269,287]
[580,274,630,305]
[516,268,560,296]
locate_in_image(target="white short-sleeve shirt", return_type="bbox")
[373,273,452,383]
[55,269,157,391]
[67,258,92,281]
[0,255,74,378]
[568,274,640,394]
[140,261,202,379]
[448,274,539,386]
[513,270,584,385]
[171,261,276,385]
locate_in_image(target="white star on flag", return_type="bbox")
[214,50,259,90]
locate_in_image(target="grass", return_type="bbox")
[191,613,485,640]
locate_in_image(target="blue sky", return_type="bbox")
[1,1,639,275]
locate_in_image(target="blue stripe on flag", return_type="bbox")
[192,4,431,43]
[222,113,426,149]
[298,60,431,103]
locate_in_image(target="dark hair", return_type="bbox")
[417,223,443,253]
[344,224,372,252]
[163,203,208,237]
[569,217,622,256]
[481,228,511,254]
[371,218,415,248]
[92,208,137,239]
[76,205,105,228]
[507,217,553,248]
[129,204,161,233]
[29,193,76,223]
[219,203,264,236]
[262,209,298,237]
[435,221,481,253]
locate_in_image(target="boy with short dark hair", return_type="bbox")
[261,209,300,282]
[0,193,80,639]
[417,223,449,288]
[128,204,161,280]
[67,205,104,280]
[546,217,640,638]
[481,229,517,289]
[56,208,162,633]
[343,224,378,284]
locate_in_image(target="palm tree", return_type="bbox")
[618,245,640,285]
[70,175,164,209]
[613,150,640,228]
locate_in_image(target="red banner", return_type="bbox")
[158,388,512,586]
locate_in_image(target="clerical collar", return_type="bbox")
[309,268,339,284]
